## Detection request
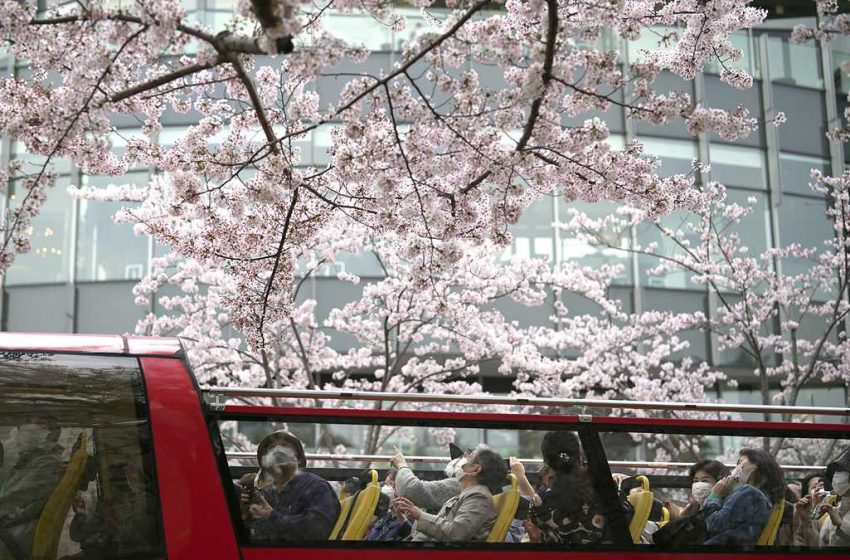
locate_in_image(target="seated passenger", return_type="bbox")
[802,472,825,496]
[701,448,785,545]
[242,430,340,541]
[366,469,412,542]
[512,431,612,546]
[390,444,462,511]
[393,446,504,542]
[0,417,64,559]
[793,448,850,547]
[668,459,731,520]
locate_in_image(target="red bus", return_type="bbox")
[0,332,848,560]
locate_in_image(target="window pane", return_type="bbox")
[709,144,767,190]
[779,153,829,196]
[768,36,823,89]
[76,172,150,282]
[778,195,832,278]
[640,137,697,177]
[0,353,163,559]
[504,197,554,262]
[5,176,74,285]
[600,427,849,548]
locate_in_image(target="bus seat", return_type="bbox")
[486,474,520,543]
[818,495,838,526]
[756,500,785,546]
[340,470,380,540]
[330,494,355,540]
[659,506,670,527]
[31,432,89,560]
[627,475,653,544]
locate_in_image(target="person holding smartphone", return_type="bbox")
[794,448,850,548]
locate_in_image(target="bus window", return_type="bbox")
[0,352,163,560]
[214,418,629,549]
[598,428,850,549]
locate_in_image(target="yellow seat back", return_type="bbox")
[31,433,89,560]
[756,500,785,546]
[626,475,653,544]
[340,470,380,541]
[659,506,670,527]
[330,493,355,540]
[487,474,520,543]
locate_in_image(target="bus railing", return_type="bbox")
[223,452,826,472]
[203,387,850,417]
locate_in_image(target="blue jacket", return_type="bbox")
[251,471,340,541]
[366,512,411,541]
[702,485,772,545]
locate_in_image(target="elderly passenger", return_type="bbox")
[393,446,505,542]
[242,430,340,541]
[794,448,850,548]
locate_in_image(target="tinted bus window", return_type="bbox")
[599,429,850,549]
[214,419,630,549]
[0,352,163,560]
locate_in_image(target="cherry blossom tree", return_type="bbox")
[0,0,768,349]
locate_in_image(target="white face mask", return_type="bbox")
[444,457,467,479]
[380,485,395,500]
[262,445,298,469]
[731,463,755,486]
[455,460,477,482]
[691,481,713,505]
[832,471,850,497]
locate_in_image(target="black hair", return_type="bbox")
[740,448,786,504]
[541,431,581,473]
[471,447,508,494]
[688,459,731,483]
[801,472,824,495]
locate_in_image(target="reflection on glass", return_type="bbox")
[709,144,767,190]
[768,36,823,88]
[5,177,74,285]
[76,172,151,282]
[0,352,162,558]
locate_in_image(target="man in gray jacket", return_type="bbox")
[394,447,506,542]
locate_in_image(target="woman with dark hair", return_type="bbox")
[511,431,610,546]
[668,459,732,520]
[700,448,786,545]
[393,446,505,542]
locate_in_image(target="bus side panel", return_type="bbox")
[242,550,850,560]
[141,357,240,560]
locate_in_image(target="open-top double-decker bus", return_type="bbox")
[0,332,848,560]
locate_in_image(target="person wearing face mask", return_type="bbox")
[700,448,786,546]
[793,448,850,547]
[393,446,504,542]
[242,430,339,542]
[666,459,732,520]
[0,416,64,560]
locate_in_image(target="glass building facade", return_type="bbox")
[0,3,847,405]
